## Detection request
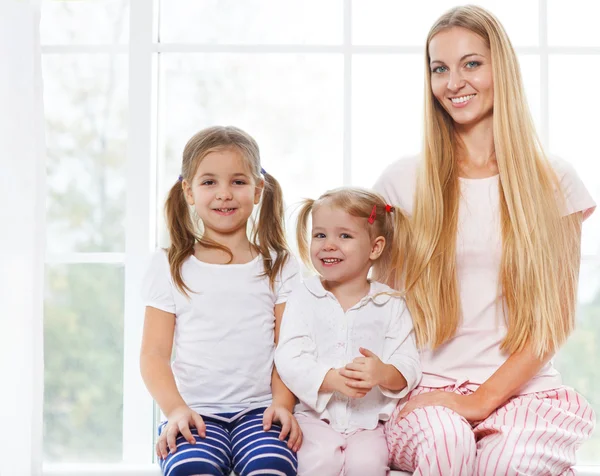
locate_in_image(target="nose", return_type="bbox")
[322,238,338,251]
[215,185,233,201]
[447,70,465,93]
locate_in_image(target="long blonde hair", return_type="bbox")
[296,187,411,286]
[165,125,290,296]
[406,5,581,357]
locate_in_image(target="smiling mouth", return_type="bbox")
[322,258,342,266]
[450,94,476,104]
[213,208,236,215]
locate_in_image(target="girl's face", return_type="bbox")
[429,26,494,128]
[310,203,384,286]
[183,148,262,238]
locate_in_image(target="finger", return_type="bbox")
[167,426,179,454]
[279,416,292,441]
[339,368,363,380]
[344,362,364,372]
[359,347,377,358]
[351,357,367,365]
[155,442,162,461]
[287,418,300,449]
[158,432,169,460]
[351,391,368,398]
[294,426,303,452]
[345,379,372,389]
[262,407,274,431]
[178,420,195,445]
[192,413,206,438]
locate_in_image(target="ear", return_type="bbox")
[369,236,386,261]
[254,179,264,205]
[182,179,194,206]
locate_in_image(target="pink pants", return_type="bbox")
[384,385,595,476]
[296,414,390,476]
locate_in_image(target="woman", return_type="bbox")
[374,5,596,475]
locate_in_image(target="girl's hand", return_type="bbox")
[263,405,303,452]
[339,347,386,392]
[157,405,206,460]
[397,391,493,423]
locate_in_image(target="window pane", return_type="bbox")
[548,0,600,47]
[44,264,124,463]
[352,0,538,47]
[43,54,128,253]
[157,53,343,246]
[549,56,600,256]
[41,0,129,45]
[159,0,342,45]
[555,261,600,464]
[351,54,540,188]
[351,54,423,188]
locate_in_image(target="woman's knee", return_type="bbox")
[407,406,476,459]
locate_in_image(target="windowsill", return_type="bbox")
[42,463,600,476]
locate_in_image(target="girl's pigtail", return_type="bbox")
[253,170,290,290]
[165,179,197,296]
[295,199,315,270]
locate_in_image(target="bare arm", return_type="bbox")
[140,306,186,415]
[271,302,297,412]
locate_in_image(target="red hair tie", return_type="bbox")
[368,205,377,224]
[385,204,393,213]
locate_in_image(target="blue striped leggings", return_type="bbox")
[158,407,298,476]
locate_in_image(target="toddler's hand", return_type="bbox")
[157,405,206,460]
[339,347,386,392]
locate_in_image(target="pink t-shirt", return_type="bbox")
[374,155,597,394]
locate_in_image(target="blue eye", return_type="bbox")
[313,233,326,239]
[431,65,447,74]
[340,233,352,239]
[465,60,480,68]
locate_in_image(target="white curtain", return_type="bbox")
[0,0,45,475]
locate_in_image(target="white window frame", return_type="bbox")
[42,0,600,473]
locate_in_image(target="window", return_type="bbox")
[41,0,600,471]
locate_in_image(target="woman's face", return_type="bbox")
[428,26,494,128]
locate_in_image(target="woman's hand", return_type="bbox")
[397,390,494,423]
[263,404,303,452]
[157,405,206,460]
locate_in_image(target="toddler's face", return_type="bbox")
[310,204,376,285]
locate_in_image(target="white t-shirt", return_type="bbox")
[141,249,300,414]
[275,276,422,433]
[374,155,596,394]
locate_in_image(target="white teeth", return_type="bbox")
[216,208,234,212]
[451,94,475,104]
[323,258,340,264]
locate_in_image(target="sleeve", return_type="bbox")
[140,249,176,314]
[274,254,302,304]
[379,298,422,400]
[274,285,334,413]
[372,156,420,216]
[550,156,596,220]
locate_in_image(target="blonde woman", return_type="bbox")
[374,5,596,475]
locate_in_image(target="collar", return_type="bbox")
[303,275,397,306]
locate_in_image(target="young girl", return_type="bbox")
[275,188,422,476]
[140,126,301,476]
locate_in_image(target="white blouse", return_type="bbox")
[275,276,421,433]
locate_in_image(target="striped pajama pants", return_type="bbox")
[384,385,595,476]
[158,407,298,476]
